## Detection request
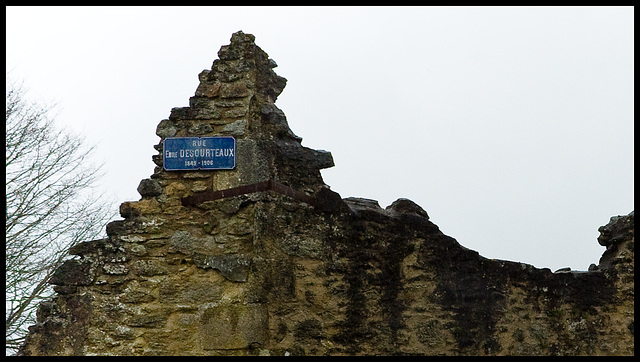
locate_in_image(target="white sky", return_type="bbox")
[6,6,634,271]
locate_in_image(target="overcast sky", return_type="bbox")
[6,6,634,271]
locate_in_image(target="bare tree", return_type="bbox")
[5,78,115,355]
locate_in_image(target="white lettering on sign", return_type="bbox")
[175,148,234,158]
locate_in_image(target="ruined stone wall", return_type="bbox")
[19,32,634,356]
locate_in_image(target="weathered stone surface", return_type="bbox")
[597,211,634,269]
[598,211,634,247]
[102,263,129,275]
[19,31,634,357]
[200,303,268,350]
[194,254,252,282]
[48,259,95,286]
[314,186,345,213]
[187,121,214,135]
[156,119,177,138]
[221,119,246,136]
[137,178,163,197]
[132,259,168,277]
[386,198,429,220]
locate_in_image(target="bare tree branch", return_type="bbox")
[5,76,117,355]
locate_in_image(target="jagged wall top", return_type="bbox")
[208,31,286,102]
[17,31,634,356]
[152,31,333,195]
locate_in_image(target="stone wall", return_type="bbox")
[19,32,634,356]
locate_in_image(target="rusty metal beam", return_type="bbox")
[181,179,316,207]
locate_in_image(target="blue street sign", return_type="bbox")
[163,136,236,171]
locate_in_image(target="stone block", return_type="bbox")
[102,263,130,275]
[127,309,169,328]
[132,259,168,277]
[223,108,247,118]
[158,277,223,304]
[235,139,271,185]
[49,259,95,286]
[195,82,221,98]
[221,119,246,136]
[195,254,251,282]
[156,119,177,138]
[120,287,155,304]
[200,303,268,350]
[187,122,213,135]
[220,81,251,98]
